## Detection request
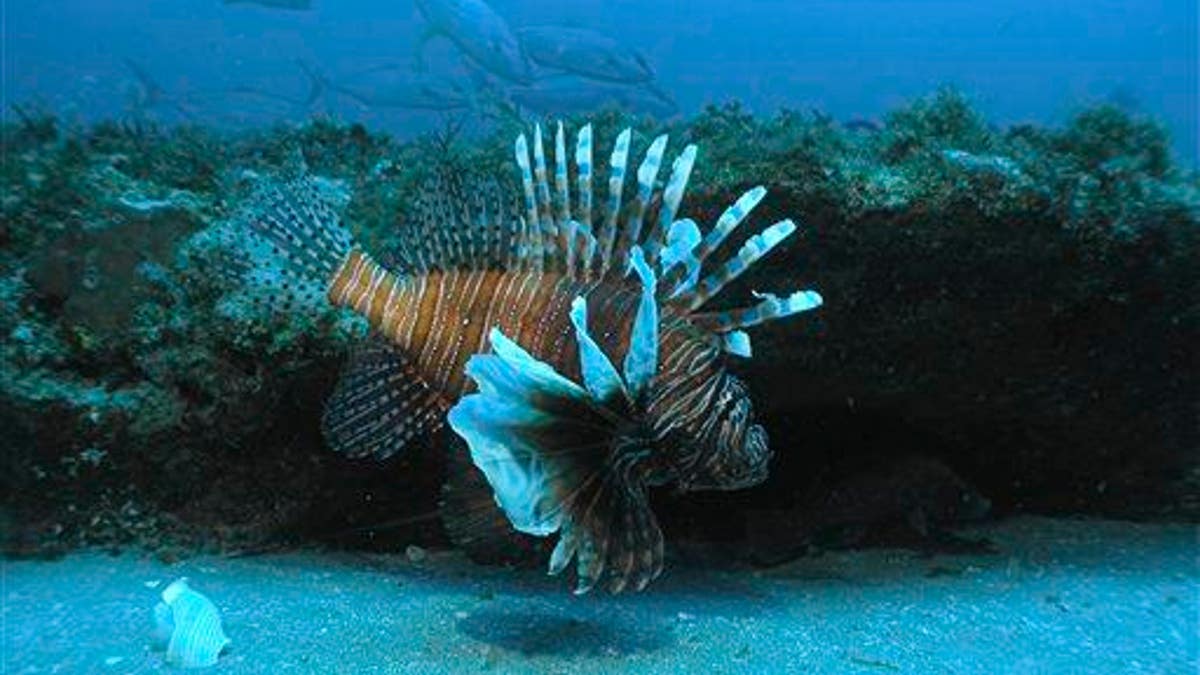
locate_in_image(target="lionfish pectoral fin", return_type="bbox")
[322,336,447,461]
[448,252,665,593]
[446,328,664,594]
[553,462,664,595]
[439,429,549,567]
[447,329,602,537]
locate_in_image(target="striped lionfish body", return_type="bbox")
[240,122,822,594]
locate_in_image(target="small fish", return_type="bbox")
[941,149,1023,180]
[747,455,992,565]
[842,117,881,133]
[336,70,474,111]
[414,0,534,85]
[517,26,655,84]
[499,76,679,119]
[291,61,474,112]
[234,122,822,593]
[223,0,312,10]
[121,58,193,120]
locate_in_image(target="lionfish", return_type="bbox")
[238,122,822,594]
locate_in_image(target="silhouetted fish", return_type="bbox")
[415,0,534,84]
[301,61,473,112]
[499,77,679,119]
[517,26,655,84]
[234,122,823,593]
[842,118,881,133]
[121,58,193,120]
[342,71,473,111]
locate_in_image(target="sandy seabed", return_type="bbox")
[3,516,1196,674]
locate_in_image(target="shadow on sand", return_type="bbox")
[457,608,672,657]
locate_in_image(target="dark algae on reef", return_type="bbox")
[2,91,1197,569]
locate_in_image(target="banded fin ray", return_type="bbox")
[596,128,632,275]
[644,143,697,265]
[677,219,797,310]
[322,338,447,460]
[531,124,558,264]
[692,289,824,334]
[513,132,545,271]
[576,124,595,267]
[395,171,523,274]
[617,133,668,270]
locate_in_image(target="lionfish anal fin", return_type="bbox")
[322,336,449,461]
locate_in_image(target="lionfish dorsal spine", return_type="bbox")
[506,121,822,356]
[694,289,824,334]
[644,143,697,267]
[576,124,594,234]
[513,132,544,272]
[618,133,668,271]
[678,218,797,311]
[532,124,558,264]
[597,127,632,275]
[554,122,571,224]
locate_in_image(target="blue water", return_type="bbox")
[5,0,1197,163]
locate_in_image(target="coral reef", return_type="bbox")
[2,90,1196,560]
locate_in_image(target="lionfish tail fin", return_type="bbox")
[447,249,665,594]
[234,173,357,310]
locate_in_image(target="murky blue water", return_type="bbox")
[6,0,1197,163]
[4,2,1198,673]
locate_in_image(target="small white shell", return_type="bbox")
[153,578,230,668]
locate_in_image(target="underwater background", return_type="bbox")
[2,0,1198,672]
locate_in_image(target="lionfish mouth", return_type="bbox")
[716,421,771,489]
[677,404,772,492]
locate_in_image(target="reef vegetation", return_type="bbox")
[2,89,1196,560]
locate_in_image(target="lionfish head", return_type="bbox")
[657,372,772,492]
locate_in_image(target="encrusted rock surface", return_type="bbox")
[2,91,1196,559]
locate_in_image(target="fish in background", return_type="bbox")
[330,64,476,112]
[230,60,473,118]
[299,60,475,112]
[488,75,679,120]
[231,122,823,593]
[516,26,655,84]
[841,117,882,133]
[225,61,335,120]
[414,0,534,85]
[121,58,194,121]
[222,0,312,9]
